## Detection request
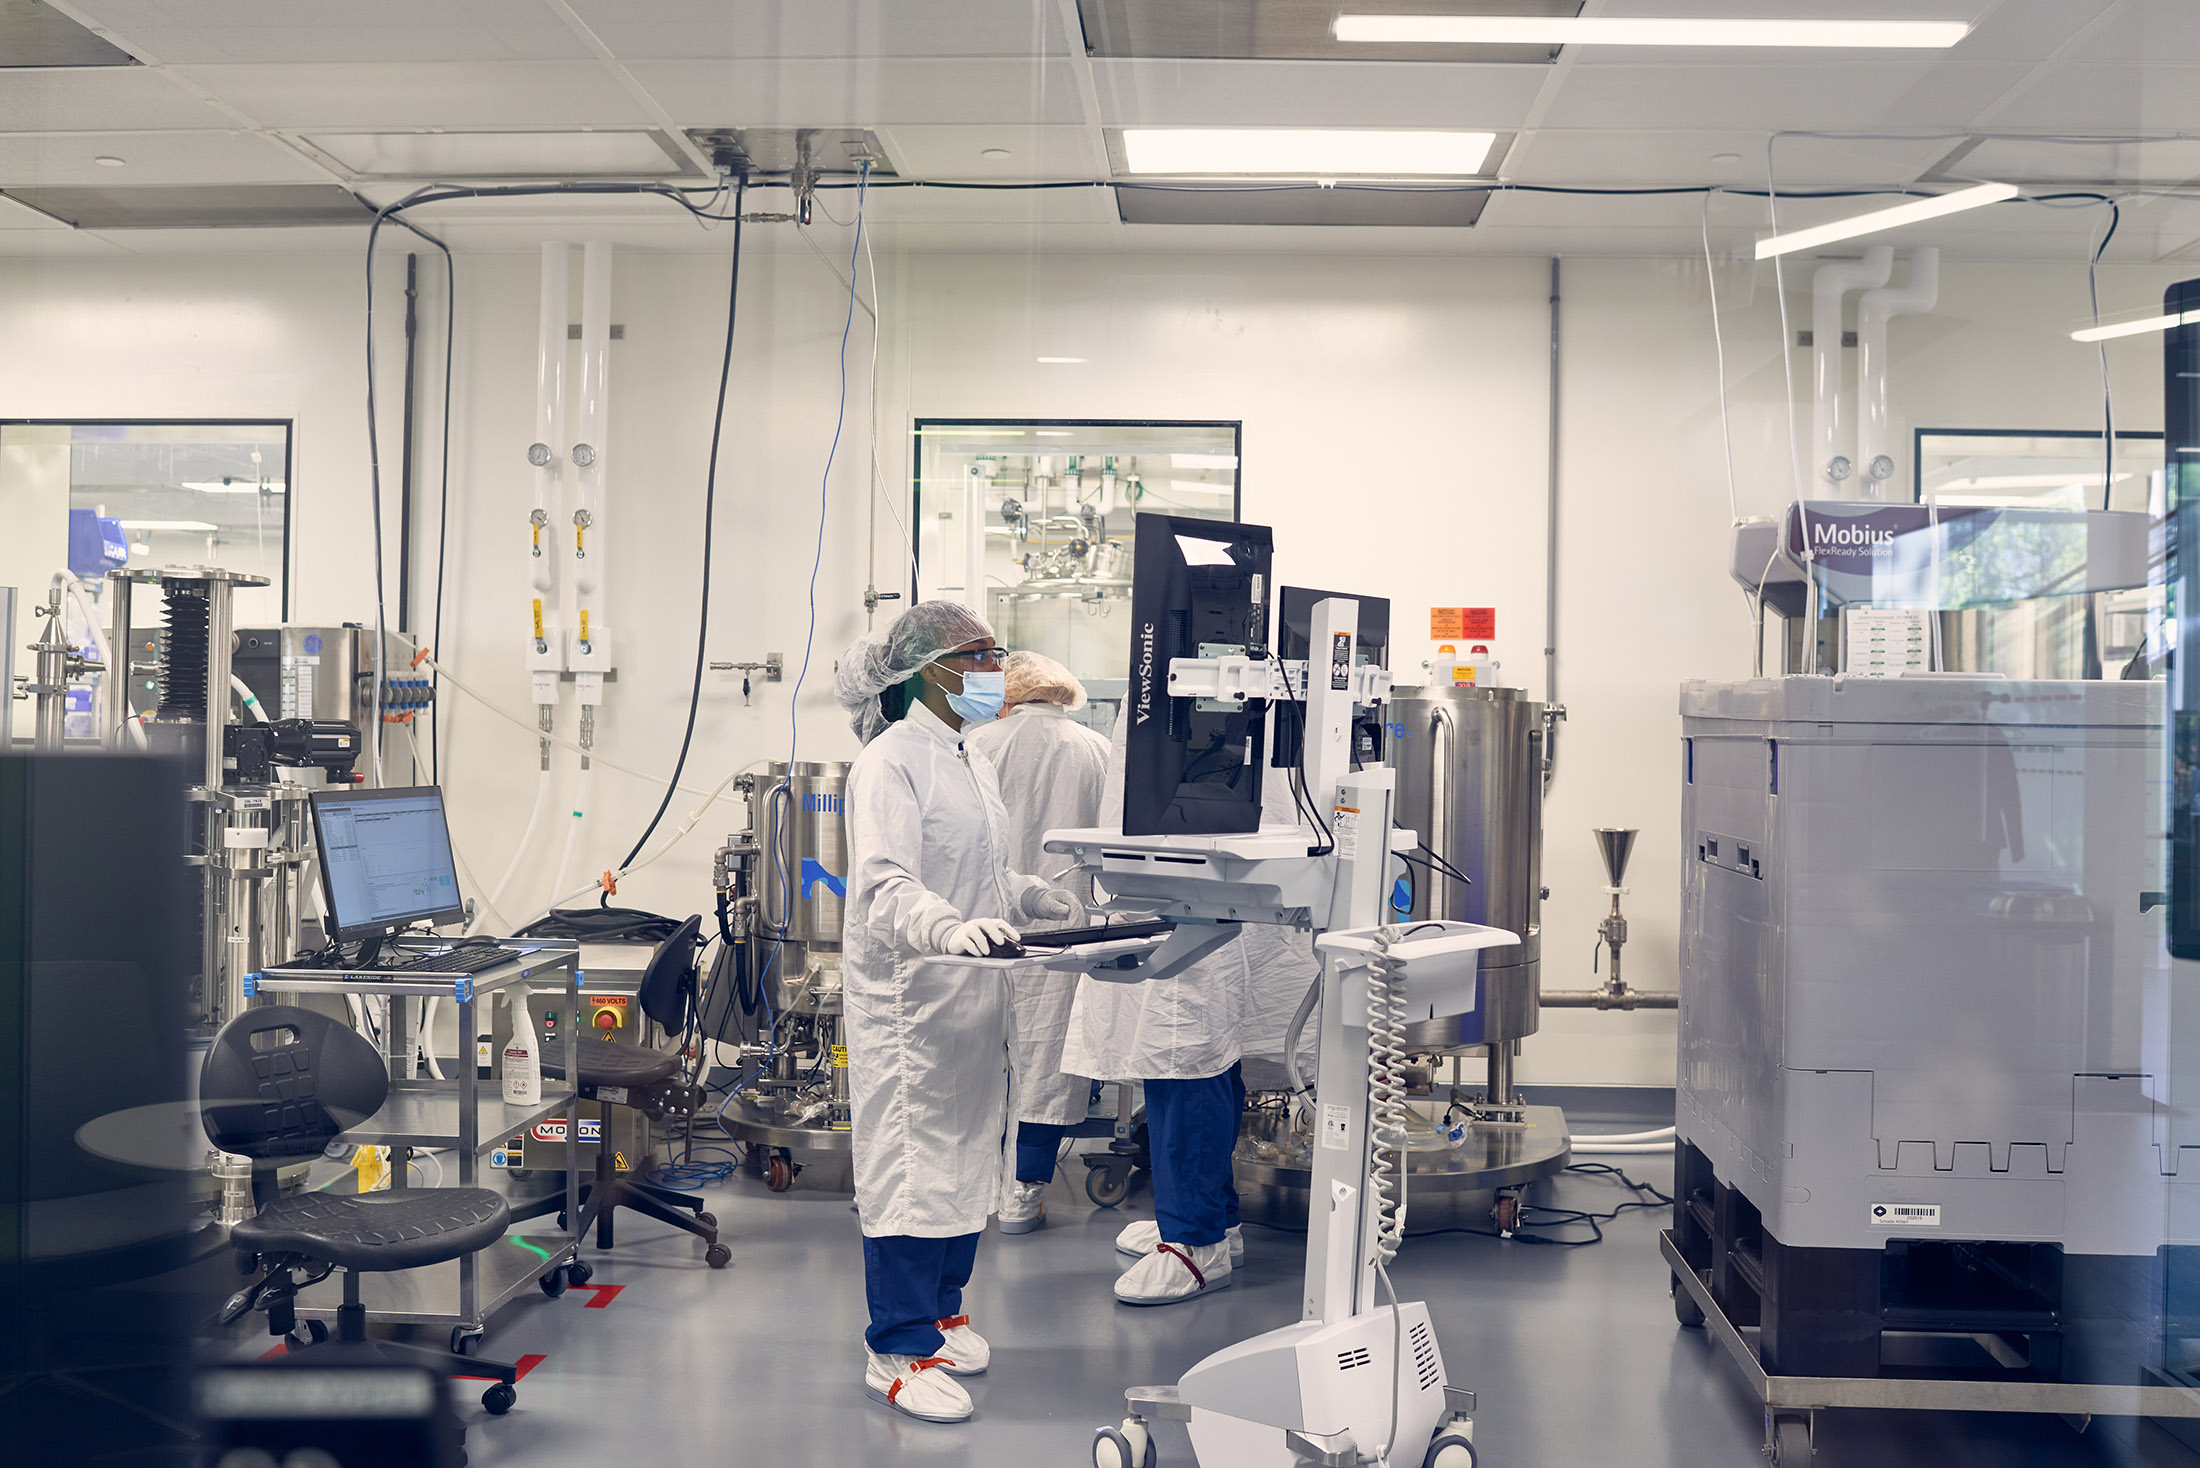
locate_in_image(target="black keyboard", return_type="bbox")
[1019,918,1177,950]
[381,945,524,975]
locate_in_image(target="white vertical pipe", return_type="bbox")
[530,241,568,705]
[1856,247,1939,499]
[573,241,611,640]
[1809,246,1893,497]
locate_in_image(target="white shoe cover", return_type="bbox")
[934,1315,990,1375]
[1114,1220,1243,1262]
[865,1350,973,1422]
[1114,1239,1233,1305]
[998,1179,1046,1235]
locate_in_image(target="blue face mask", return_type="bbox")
[944,669,1006,723]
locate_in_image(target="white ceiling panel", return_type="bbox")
[1505,131,1949,187]
[566,0,1068,61]
[627,59,1088,127]
[0,66,235,131]
[1942,0,2115,61]
[874,124,1101,181]
[0,193,67,229]
[171,62,651,130]
[0,227,129,256]
[1982,62,2200,132]
[1539,59,2024,132]
[60,0,592,64]
[0,130,327,188]
[1092,59,1547,130]
[2063,0,2200,63]
[87,223,374,255]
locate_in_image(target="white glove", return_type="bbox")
[938,917,1022,957]
[1023,885,1084,924]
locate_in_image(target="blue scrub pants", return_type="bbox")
[1015,1121,1069,1183]
[863,1232,981,1357]
[1144,1063,1244,1247]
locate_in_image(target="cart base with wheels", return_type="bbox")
[1092,1383,1478,1468]
[1663,1229,2200,1460]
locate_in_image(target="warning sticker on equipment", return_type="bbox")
[1321,1103,1351,1151]
[1869,1202,1940,1228]
[1331,800,1361,858]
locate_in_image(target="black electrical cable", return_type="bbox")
[515,906,691,944]
[2088,198,2123,512]
[603,175,748,901]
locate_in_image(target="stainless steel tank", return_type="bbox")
[758,760,851,1008]
[1386,685,1549,1058]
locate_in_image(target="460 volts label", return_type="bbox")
[1869,1202,1941,1228]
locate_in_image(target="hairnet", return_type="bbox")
[835,599,996,742]
[1001,650,1086,711]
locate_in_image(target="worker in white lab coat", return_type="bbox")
[1060,706,1320,1305]
[835,602,1083,1423]
[965,651,1110,1235]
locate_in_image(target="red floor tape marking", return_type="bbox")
[576,1284,624,1309]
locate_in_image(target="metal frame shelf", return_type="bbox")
[250,939,584,1340]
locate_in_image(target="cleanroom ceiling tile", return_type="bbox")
[58,0,593,63]
[565,0,1070,61]
[1983,62,2200,132]
[1091,58,1546,129]
[2063,0,2200,63]
[171,62,651,129]
[1077,0,1578,64]
[0,225,129,255]
[0,191,67,227]
[1540,59,1986,131]
[0,0,137,66]
[1504,131,1948,188]
[0,65,233,130]
[874,125,1099,182]
[628,60,1089,127]
[0,130,326,187]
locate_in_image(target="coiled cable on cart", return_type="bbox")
[1365,924,1412,1264]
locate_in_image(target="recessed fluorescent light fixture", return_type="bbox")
[1333,16,1970,48]
[1170,453,1239,470]
[1120,128,1496,177]
[117,519,218,533]
[2071,308,2200,343]
[1753,182,2017,260]
[1036,356,1087,364]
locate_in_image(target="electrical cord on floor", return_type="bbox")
[1237,1161,1672,1249]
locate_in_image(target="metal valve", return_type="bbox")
[708,654,785,704]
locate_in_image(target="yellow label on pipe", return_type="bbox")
[531,598,544,640]
[578,610,590,642]
[576,525,585,552]
[531,524,541,551]
[831,1045,849,1069]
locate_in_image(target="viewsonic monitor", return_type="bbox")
[1123,513,1274,837]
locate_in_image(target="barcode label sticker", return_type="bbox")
[1870,1202,1941,1228]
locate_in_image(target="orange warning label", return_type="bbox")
[1430,607,1496,640]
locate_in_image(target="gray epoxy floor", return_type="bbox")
[441,1160,2200,1468]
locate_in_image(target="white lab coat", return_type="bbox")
[967,703,1112,1126]
[1059,705,1321,1083]
[842,701,1047,1237]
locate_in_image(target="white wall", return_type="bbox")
[0,241,2184,1086]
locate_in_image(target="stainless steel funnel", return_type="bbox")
[1593,827,1638,889]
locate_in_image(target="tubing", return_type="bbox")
[230,674,268,723]
[551,764,593,905]
[1571,1126,1674,1144]
[1809,247,1893,494]
[1571,1141,1674,1155]
[1282,972,1320,1103]
[1856,246,1939,497]
[467,767,556,936]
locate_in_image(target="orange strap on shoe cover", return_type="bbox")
[887,1357,952,1404]
[1156,1242,1206,1289]
[937,1315,970,1330]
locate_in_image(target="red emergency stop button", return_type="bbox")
[593,1008,619,1031]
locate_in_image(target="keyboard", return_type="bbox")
[380,945,525,975]
[1019,918,1177,950]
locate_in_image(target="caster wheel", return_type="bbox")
[481,1382,516,1416]
[450,1327,484,1357]
[705,1242,732,1269]
[1423,1432,1476,1468]
[694,1211,717,1228]
[766,1157,794,1192]
[565,1258,593,1287]
[1492,1192,1522,1235]
[283,1319,329,1350]
[1770,1417,1812,1464]
[1673,1272,1705,1328]
[1093,1421,1153,1468]
[1086,1167,1129,1209]
[539,1268,568,1298]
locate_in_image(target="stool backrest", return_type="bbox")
[200,1004,389,1164]
[637,915,702,1035]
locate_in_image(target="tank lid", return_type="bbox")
[767,760,852,778]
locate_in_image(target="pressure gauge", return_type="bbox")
[571,442,597,468]
[527,442,552,467]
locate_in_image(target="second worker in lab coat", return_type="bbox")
[965,651,1110,1235]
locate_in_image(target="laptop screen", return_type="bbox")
[309,785,466,941]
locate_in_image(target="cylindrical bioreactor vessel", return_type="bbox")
[1386,684,1547,1053]
[756,760,850,1004]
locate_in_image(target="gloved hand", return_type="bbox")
[1023,885,1085,924]
[938,917,1022,957]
